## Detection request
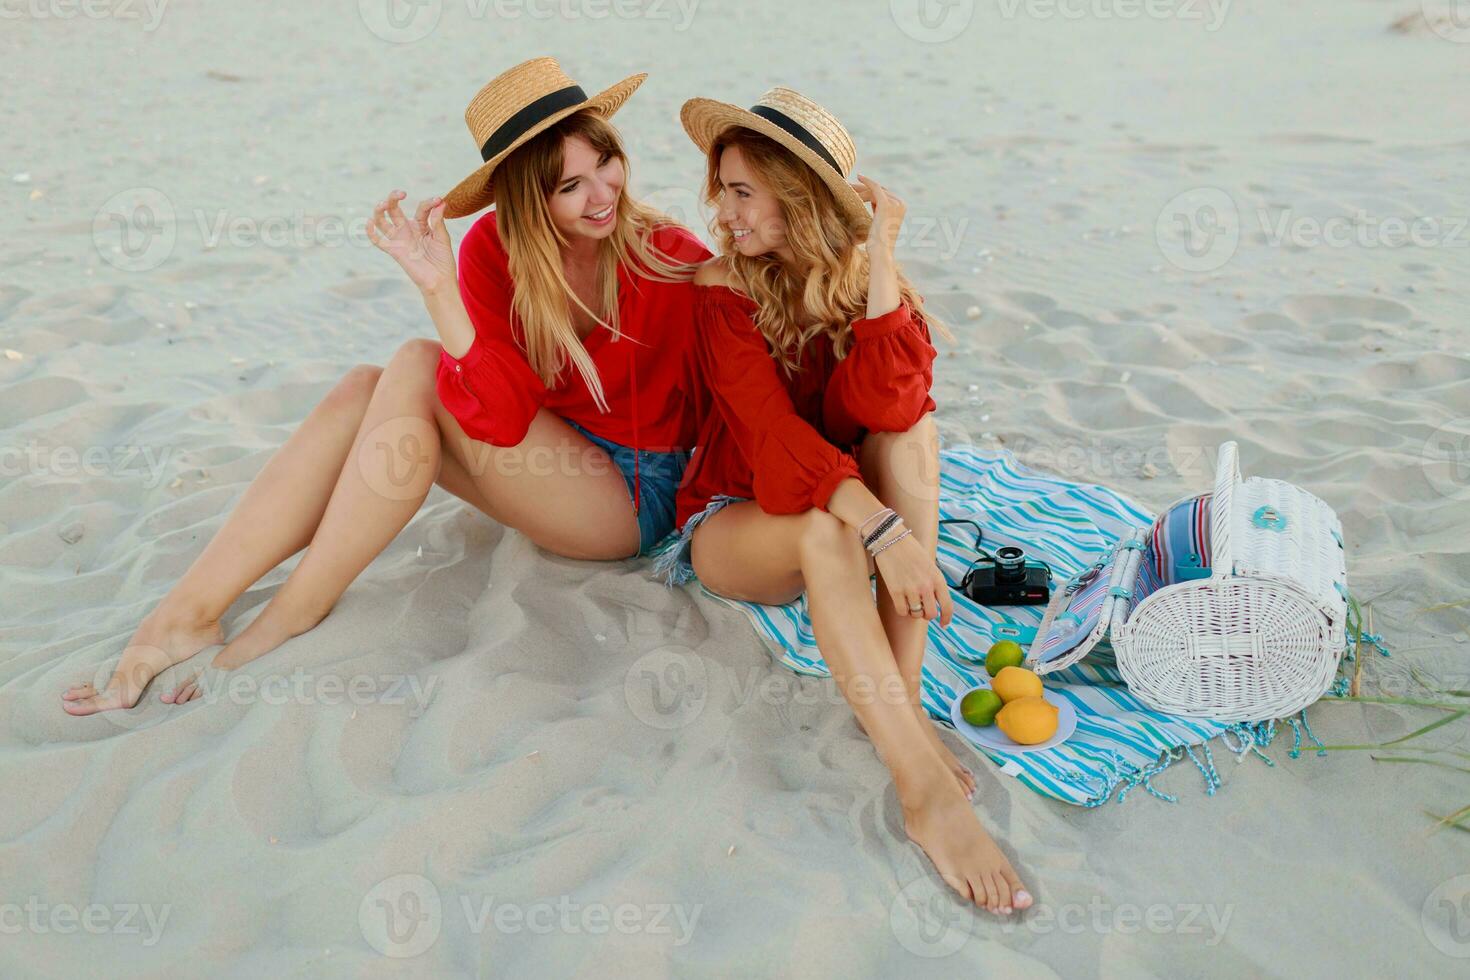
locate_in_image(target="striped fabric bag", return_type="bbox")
[1149,494,1213,584]
[682,445,1307,807]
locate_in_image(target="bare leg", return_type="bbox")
[691,504,1031,914]
[62,363,389,715]
[858,416,975,800]
[195,338,640,674]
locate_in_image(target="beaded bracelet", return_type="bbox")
[870,527,913,557]
[863,513,903,550]
[857,507,894,538]
[865,516,909,554]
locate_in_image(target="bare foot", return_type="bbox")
[160,670,206,705]
[222,598,326,664]
[62,604,224,715]
[160,597,329,707]
[900,771,1032,915]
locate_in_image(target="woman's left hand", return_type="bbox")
[872,531,954,626]
[851,175,906,262]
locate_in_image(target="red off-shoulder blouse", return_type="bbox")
[674,284,937,528]
[435,211,712,452]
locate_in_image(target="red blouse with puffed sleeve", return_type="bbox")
[435,211,711,450]
[674,284,937,527]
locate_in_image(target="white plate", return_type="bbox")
[948,682,1078,754]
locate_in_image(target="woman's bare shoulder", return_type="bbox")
[693,257,733,287]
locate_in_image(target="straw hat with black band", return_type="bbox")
[442,57,646,219]
[679,87,871,234]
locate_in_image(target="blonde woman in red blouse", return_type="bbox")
[62,59,708,714]
[659,90,1033,915]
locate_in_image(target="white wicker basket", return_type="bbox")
[1111,442,1348,722]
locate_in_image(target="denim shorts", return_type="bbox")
[565,419,690,556]
[650,494,751,586]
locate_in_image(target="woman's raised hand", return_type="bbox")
[367,190,456,297]
[851,174,906,262]
[851,175,905,318]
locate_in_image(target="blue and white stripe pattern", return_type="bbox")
[688,445,1287,807]
[1149,494,1213,583]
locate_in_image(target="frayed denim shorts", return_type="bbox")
[650,493,751,586]
[564,419,690,557]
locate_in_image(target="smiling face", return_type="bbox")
[545,132,626,242]
[714,144,790,259]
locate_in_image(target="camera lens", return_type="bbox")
[994,546,1026,584]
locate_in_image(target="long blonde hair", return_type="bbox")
[701,127,947,376]
[496,110,694,410]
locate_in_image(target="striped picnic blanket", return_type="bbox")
[685,445,1298,807]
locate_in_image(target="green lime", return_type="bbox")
[985,640,1026,677]
[960,689,1004,727]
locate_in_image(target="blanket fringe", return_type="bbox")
[1060,705,1336,807]
[1061,748,1188,808]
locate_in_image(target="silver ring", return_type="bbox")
[908,604,924,613]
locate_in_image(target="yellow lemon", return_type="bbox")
[995,696,1060,745]
[991,665,1043,703]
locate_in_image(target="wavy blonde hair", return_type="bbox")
[701,127,947,376]
[495,110,695,410]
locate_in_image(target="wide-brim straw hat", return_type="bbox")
[679,87,870,234]
[442,57,645,219]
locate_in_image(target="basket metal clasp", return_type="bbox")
[1065,559,1105,596]
[1252,505,1288,532]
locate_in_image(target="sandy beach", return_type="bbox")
[2,1,1468,975]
